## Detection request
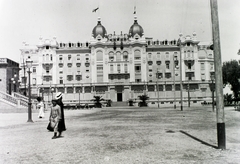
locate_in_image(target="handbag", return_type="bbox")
[47,121,54,131]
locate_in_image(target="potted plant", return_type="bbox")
[92,96,104,108]
[138,94,149,107]
[128,99,134,106]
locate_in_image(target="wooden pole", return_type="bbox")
[210,0,226,149]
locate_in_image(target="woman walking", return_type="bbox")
[49,99,61,139]
[36,97,44,118]
[55,92,66,137]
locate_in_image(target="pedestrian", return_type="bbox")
[55,92,66,137]
[49,99,61,139]
[36,97,44,118]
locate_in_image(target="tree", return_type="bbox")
[138,94,149,107]
[222,60,240,100]
[92,96,104,108]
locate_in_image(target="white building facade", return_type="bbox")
[19,16,214,106]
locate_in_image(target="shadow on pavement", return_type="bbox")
[180,130,218,149]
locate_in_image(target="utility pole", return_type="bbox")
[179,39,183,111]
[210,0,226,149]
[157,69,160,108]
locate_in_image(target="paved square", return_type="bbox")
[0,106,240,163]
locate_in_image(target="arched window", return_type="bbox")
[116,51,121,61]
[134,50,141,60]
[96,50,103,61]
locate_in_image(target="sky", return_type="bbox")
[0,0,239,64]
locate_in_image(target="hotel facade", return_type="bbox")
[19,16,214,105]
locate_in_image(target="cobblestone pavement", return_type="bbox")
[0,106,240,164]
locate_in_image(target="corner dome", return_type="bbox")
[129,16,144,38]
[92,17,107,39]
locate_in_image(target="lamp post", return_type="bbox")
[156,69,160,108]
[187,74,191,107]
[79,89,81,107]
[51,87,54,100]
[26,56,33,122]
[210,74,215,112]
[173,55,178,109]
[22,58,27,96]
[177,37,183,111]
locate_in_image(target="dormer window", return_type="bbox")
[46,46,49,49]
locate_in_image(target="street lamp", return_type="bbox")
[173,55,178,109]
[21,58,27,96]
[26,56,33,122]
[210,74,215,112]
[187,74,191,107]
[156,69,161,108]
[79,89,81,107]
[51,87,55,100]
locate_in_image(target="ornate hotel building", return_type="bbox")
[19,16,214,105]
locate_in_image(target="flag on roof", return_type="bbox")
[92,7,99,12]
[133,6,136,14]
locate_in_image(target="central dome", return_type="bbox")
[129,16,144,38]
[92,17,107,39]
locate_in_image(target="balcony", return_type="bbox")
[42,72,52,77]
[185,68,195,73]
[42,60,53,65]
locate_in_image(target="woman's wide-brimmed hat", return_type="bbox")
[55,92,63,100]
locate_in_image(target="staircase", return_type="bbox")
[111,101,129,107]
[0,91,29,113]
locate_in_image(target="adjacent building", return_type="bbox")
[0,58,20,95]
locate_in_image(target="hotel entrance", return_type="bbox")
[117,92,122,102]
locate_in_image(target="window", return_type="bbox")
[50,54,52,61]
[201,63,205,70]
[135,65,141,72]
[76,75,82,81]
[68,55,71,60]
[148,61,153,65]
[85,63,90,67]
[67,63,72,67]
[148,53,152,58]
[117,64,121,73]
[165,73,171,78]
[46,66,49,73]
[77,54,80,60]
[116,52,121,61]
[33,78,36,85]
[124,64,128,73]
[96,50,103,61]
[67,75,73,81]
[123,51,128,61]
[76,63,81,67]
[188,63,191,69]
[149,69,152,72]
[156,61,161,65]
[165,52,169,58]
[210,63,214,70]
[135,79,141,82]
[166,63,170,69]
[110,64,113,72]
[46,46,49,49]
[59,55,62,60]
[134,50,141,60]
[33,67,36,73]
[59,63,63,68]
